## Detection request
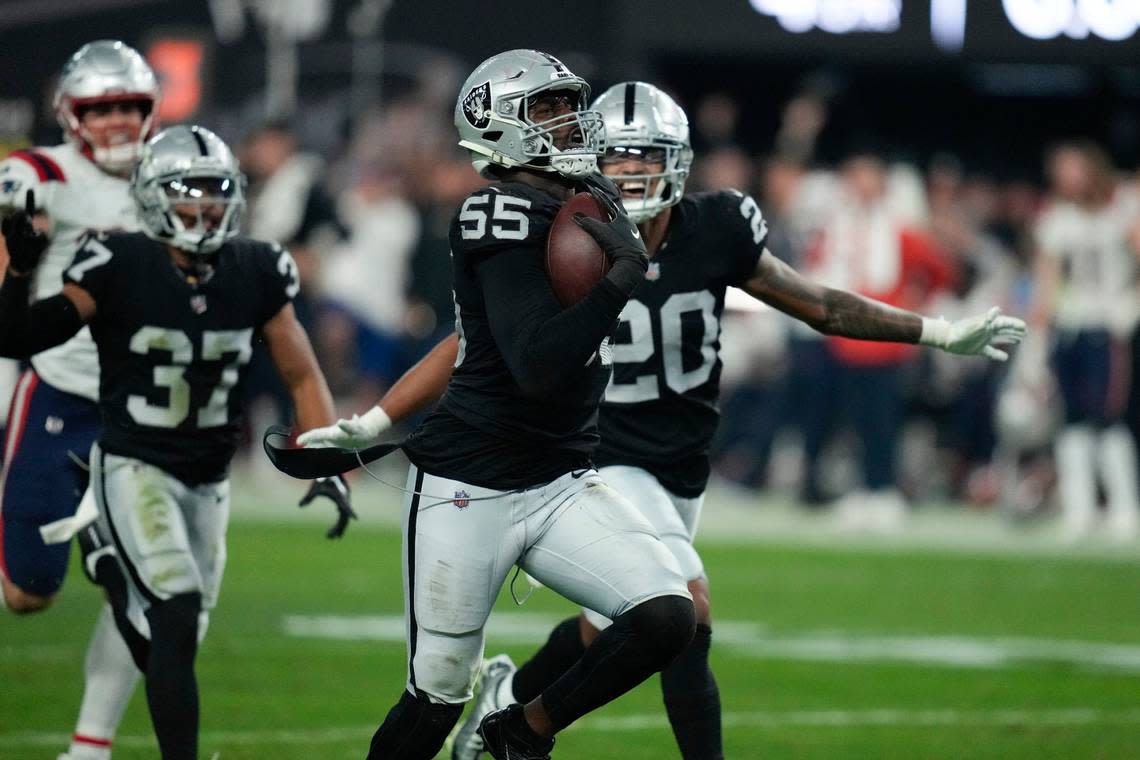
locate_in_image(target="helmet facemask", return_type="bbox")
[518,85,604,178]
[135,171,245,258]
[601,140,692,223]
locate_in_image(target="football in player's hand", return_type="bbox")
[545,192,610,306]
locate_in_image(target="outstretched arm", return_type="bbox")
[379,332,459,420]
[297,332,460,449]
[742,250,1026,360]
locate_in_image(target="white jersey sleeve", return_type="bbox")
[11,144,138,401]
[0,150,56,213]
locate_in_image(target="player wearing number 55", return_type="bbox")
[300,82,1029,760]
[0,124,351,760]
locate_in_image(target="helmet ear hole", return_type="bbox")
[482,131,503,143]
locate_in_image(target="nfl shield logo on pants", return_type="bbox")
[453,490,471,509]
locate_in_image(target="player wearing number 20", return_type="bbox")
[303,82,1029,760]
[456,83,1031,760]
[0,125,346,760]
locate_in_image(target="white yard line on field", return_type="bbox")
[283,613,1140,673]
[5,707,1140,750]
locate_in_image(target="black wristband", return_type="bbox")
[604,258,646,296]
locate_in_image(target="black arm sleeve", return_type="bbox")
[0,275,84,358]
[477,247,628,397]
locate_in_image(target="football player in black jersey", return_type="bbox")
[0,125,350,760]
[302,82,1028,760]
[302,51,698,760]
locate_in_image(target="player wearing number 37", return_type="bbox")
[0,125,349,760]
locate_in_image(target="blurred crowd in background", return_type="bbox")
[3,0,1140,539]
[205,81,1140,538]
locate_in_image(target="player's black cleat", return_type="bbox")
[477,704,554,760]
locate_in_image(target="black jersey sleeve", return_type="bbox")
[720,189,769,286]
[252,241,300,325]
[0,276,82,357]
[477,246,627,396]
[62,232,120,302]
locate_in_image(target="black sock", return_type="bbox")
[512,616,585,703]
[540,595,695,732]
[366,690,463,759]
[661,624,722,760]
[499,703,554,751]
[144,593,201,760]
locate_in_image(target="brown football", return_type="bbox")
[545,192,610,306]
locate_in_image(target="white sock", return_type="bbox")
[68,604,142,759]
[500,671,517,706]
[1098,425,1140,536]
[1055,425,1097,536]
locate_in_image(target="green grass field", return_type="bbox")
[2,478,1139,759]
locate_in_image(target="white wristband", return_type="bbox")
[361,405,393,435]
[361,405,393,433]
[919,316,951,348]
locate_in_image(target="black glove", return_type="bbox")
[2,190,48,276]
[573,174,648,295]
[299,475,357,539]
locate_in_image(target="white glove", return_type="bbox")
[920,306,1028,362]
[297,406,392,449]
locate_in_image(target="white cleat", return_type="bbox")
[450,654,517,760]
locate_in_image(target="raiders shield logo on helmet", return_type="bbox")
[462,81,492,129]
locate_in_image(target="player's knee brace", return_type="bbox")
[366,689,463,760]
[145,593,202,668]
[624,593,696,669]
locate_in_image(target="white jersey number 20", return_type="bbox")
[605,290,718,403]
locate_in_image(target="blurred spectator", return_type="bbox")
[240,121,345,430]
[693,92,740,152]
[406,156,485,350]
[923,155,1023,502]
[797,151,958,524]
[1032,141,1140,539]
[320,163,420,401]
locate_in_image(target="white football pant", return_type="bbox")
[399,464,688,704]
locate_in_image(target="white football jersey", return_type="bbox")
[1035,194,1140,331]
[0,143,138,399]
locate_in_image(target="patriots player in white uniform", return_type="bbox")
[1033,142,1140,538]
[0,40,157,760]
[302,82,1028,760]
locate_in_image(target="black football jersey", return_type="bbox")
[403,181,614,489]
[63,231,298,485]
[593,190,768,497]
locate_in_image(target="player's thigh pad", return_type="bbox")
[599,465,705,581]
[93,444,227,617]
[401,464,524,702]
[521,470,689,621]
[0,370,99,594]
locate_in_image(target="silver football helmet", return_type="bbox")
[455,49,604,179]
[54,40,161,174]
[593,82,693,223]
[131,125,245,256]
